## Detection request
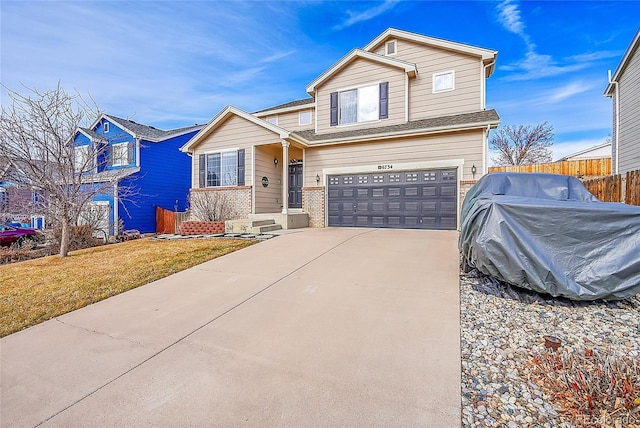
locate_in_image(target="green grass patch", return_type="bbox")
[0,238,255,337]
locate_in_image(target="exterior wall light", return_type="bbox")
[471,164,477,178]
[316,174,320,185]
[274,158,278,165]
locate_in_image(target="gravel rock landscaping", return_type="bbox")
[460,271,640,427]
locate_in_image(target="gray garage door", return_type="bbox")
[327,168,457,230]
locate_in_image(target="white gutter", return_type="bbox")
[481,59,496,110]
[608,69,620,174]
[483,124,491,175]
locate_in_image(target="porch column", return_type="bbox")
[281,140,289,214]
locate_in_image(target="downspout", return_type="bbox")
[483,124,491,176]
[113,182,119,236]
[608,69,619,174]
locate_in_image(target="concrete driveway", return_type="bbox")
[1,228,460,427]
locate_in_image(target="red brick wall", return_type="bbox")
[179,221,225,235]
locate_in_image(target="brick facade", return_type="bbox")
[179,221,225,235]
[189,187,252,221]
[302,186,325,228]
[459,179,478,212]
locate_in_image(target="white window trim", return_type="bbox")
[298,110,312,126]
[385,39,397,56]
[203,148,240,188]
[432,70,455,93]
[335,82,381,127]
[266,115,278,125]
[103,122,109,133]
[111,142,129,167]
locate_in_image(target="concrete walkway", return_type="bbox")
[1,228,461,427]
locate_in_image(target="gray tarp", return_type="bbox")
[459,172,640,301]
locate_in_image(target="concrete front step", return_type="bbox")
[225,219,282,234]
[256,224,283,233]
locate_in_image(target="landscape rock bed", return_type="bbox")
[460,272,640,427]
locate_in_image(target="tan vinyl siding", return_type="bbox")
[191,115,280,187]
[304,130,483,183]
[618,42,640,174]
[254,145,282,213]
[372,39,483,119]
[316,58,406,134]
[256,109,315,132]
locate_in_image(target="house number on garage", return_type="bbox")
[378,164,393,170]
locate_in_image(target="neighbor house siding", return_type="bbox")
[191,115,281,187]
[254,145,283,213]
[618,41,640,174]
[316,58,406,134]
[119,131,197,233]
[304,130,483,184]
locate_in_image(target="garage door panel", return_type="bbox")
[327,168,458,230]
[441,185,456,197]
[405,187,419,197]
[423,186,437,197]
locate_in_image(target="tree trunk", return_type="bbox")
[59,219,70,257]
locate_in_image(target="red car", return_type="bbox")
[0,224,41,248]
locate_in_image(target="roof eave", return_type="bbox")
[364,28,498,61]
[299,120,501,147]
[604,28,640,96]
[180,106,291,153]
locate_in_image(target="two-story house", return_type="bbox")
[74,114,202,236]
[180,28,500,230]
[605,28,640,175]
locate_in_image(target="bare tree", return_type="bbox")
[188,191,236,222]
[490,122,554,166]
[0,84,133,256]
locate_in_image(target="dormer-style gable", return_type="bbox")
[306,49,418,94]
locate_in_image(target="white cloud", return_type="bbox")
[333,0,401,31]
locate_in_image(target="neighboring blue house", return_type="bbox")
[74,114,202,235]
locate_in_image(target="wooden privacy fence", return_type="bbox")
[489,157,611,177]
[582,175,622,202]
[155,207,191,234]
[582,170,640,206]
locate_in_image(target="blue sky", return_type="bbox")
[1,1,638,161]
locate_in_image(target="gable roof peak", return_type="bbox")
[306,48,417,94]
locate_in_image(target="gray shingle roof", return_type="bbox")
[79,127,103,140]
[293,109,500,143]
[253,97,315,114]
[104,115,201,141]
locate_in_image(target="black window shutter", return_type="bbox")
[198,154,206,188]
[330,92,338,126]
[379,82,389,119]
[237,149,245,186]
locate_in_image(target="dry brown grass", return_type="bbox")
[0,237,255,337]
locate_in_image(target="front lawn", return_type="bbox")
[0,237,255,337]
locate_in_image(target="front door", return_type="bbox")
[288,163,303,208]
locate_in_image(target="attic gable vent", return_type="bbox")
[385,40,396,56]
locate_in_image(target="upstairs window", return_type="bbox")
[111,142,130,167]
[266,115,278,125]
[330,82,388,126]
[103,122,109,133]
[198,149,245,188]
[433,70,455,93]
[75,145,90,172]
[385,40,396,56]
[299,110,312,126]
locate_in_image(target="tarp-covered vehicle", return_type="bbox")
[459,172,640,301]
